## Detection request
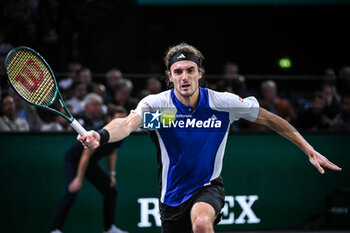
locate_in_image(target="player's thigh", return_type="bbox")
[192,183,225,225]
[190,202,216,226]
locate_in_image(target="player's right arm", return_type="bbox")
[78,113,142,150]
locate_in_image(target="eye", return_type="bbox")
[174,69,182,75]
[186,67,195,73]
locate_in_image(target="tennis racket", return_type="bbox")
[5,46,87,135]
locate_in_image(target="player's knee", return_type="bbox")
[192,216,212,233]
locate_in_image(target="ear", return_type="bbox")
[198,70,203,80]
[168,71,173,83]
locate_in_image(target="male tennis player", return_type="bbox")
[78,43,342,233]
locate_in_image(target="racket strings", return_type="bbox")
[7,50,56,106]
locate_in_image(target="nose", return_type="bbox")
[182,71,189,82]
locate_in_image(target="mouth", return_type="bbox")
[181,84,190,89]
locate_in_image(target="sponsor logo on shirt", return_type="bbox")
[143,109,222,129]
[143,110,161,129]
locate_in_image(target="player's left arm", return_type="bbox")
[254,107,342,174]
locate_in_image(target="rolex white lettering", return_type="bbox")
[138,195,260,228]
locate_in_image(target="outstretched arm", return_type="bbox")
[254,108,342,174]
[78,113,142,150]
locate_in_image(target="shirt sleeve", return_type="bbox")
[208,89,260,123]
[228,94,260,123]
[130,95,154,118]
[130,94,163,122]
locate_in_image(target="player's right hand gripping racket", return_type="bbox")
[5,46,87,135]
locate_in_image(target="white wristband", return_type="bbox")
[110,171,116,176]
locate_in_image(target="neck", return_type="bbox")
[174,87,200,108]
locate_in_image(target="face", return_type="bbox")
[85,100,102,118]
[74,83,87,99]
[79,69,92,84]
[10,90,23,109]
[115,87,131,105]
[263,85,276,101]
[69,63,82,80]
[147,80,161,94]
[312,97,325,114]
[107,71,122,88]
[2,96,16,116]
[93,84,106,99]
[168,60,202,98]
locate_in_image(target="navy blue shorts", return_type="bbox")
[160,177,225,233]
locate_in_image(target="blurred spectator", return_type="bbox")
[93,83,107,100]
[230,75,247,97]
[41,106,73,132]
[79,67,93,91]
[0,95,29,132]
[322,84,340,120]
[259,80,294,122]
[330,94,350,131]
[322,68,340,103]
[66,81,87,116]
[76,93,105,130]
[211,62,240,93]
[147,77,162,94]
[93,82,108,114]
[105,69,123,102]
[139,77,162,99]
[223,62,240,77]
[9,89,44,131]
[213,62,247,96]
[0,41,13,78]
[294,91,330,130]
[240,80,294,131]
[112,79,135,112]
[337,66,350,96]
[323,68,337,85]
[58,61,82,92]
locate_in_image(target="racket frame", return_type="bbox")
[5,46,87,135]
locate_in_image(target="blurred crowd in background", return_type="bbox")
[0,56,349,133]
[0,1,350,133]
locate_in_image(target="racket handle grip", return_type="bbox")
[70,119,87,135]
